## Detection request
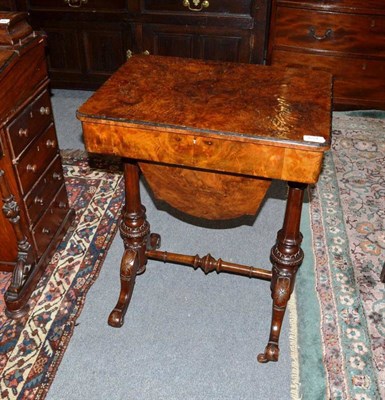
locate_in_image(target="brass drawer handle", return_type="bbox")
[18,128,29,137]
[64,0,88,8]
[42,227,50,234]
[46,139,56,148]
[39,106,51,115]
[34,196,44,205]
[308,27,333,41]
[26,164,37,173]
[58,201,67,209]
[183,0,209,12]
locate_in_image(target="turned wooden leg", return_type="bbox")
[258,182,307,363]
[108,161,150,327]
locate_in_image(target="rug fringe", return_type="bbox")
[289,289,302,400]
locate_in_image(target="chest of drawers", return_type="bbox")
[0,12,74,318]
[267,0,385,110]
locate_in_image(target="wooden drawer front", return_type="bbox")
[17,124,59,195]
[271,50,385,107]
[25,156,64,226]
[7,90,53,159]
[279,0,385,12]
[274,7,385,57]
[33,184,70,257]
[142,0,254,16]
[29,0,126,10]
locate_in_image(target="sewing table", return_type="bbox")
[77,55,332,362]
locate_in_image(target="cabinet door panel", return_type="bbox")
[142,24,252,63]
[43,26,82,72]
[83,27,127,75]
[198,34,248,61]
[30,15,130,88]
[142,25,194,58]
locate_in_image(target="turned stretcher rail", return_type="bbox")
[146,249,272,280]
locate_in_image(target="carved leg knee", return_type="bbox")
[258,271,295,363]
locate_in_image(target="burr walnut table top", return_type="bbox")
[78,55,332,184]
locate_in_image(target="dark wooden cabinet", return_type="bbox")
[129,0,269,64]
[267,0,385,110]
[0,12,74,317]
[2,1,270,89]
[20,0,132,89]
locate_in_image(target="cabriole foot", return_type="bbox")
[108,249,138,328]
[257,342,279,363]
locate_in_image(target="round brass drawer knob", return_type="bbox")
[18,128,29,137]
[34,196,44,205]
[58,201,67,209]
[46,139,56,148]
[39,106,51,115]
[26,164,37,173]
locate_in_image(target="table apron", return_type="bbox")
[82,122,325,184]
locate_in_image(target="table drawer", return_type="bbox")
[274,7,385,56]
[17,124,59,195]
[29,0,126,10]
[25,156,64,226]
[7,90,53,159]
[142,0,254,16]
[32,184,70,257]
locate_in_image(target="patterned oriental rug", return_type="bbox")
[0,153,124,399]
[0,113,383,399]
[291,113,385,399]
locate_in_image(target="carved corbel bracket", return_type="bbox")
[0,169,34,308]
